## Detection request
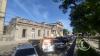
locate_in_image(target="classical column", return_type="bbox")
[0,0,7,35]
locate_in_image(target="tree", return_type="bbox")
[63,29,69,35]
[53,0,83,13]
[54,0,100,33]
[71,0,100,33]
[54,0,100,49]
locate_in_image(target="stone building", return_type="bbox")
[0,0,7,35]
[6,17,63,42]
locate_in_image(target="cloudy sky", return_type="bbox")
[5,0,73,32]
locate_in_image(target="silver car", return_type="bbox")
[12,44,38,56]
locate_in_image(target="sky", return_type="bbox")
[5,0,73,32]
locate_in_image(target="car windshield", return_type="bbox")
[15,48,36,56]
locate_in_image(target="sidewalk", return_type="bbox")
[0,44,18,56]
[83,38,100,52]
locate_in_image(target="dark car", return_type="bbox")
[53,37,68,49]
[54,37,69,43]
[54,42,66,48]
[12,44,38,56]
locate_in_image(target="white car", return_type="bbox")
[12,44,38,56]
[42,38,54,53]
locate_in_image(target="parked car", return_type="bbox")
[12,44,38,56]
[53,37,68,49]
[55,42,66,48]
[42,38,55,53]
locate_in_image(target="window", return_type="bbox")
[60,30,63,32]
[43,30,45,37]
[32,28,35,38]
[38,30,41,36]
[32,28,35,32]
[52,30,56,34]
[22,29,26,37]
[47,31,49,36]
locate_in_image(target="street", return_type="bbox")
[33,42,67,56]
[33,36,76,56]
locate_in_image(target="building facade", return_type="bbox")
[0,0,7,35]
[6,17,63,42]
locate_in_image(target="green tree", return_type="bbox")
[71,0,100,33]
[63,29,69,35]
[54,0,100,49]
[54,0,100,33]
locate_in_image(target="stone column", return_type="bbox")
[0,0,7,35]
